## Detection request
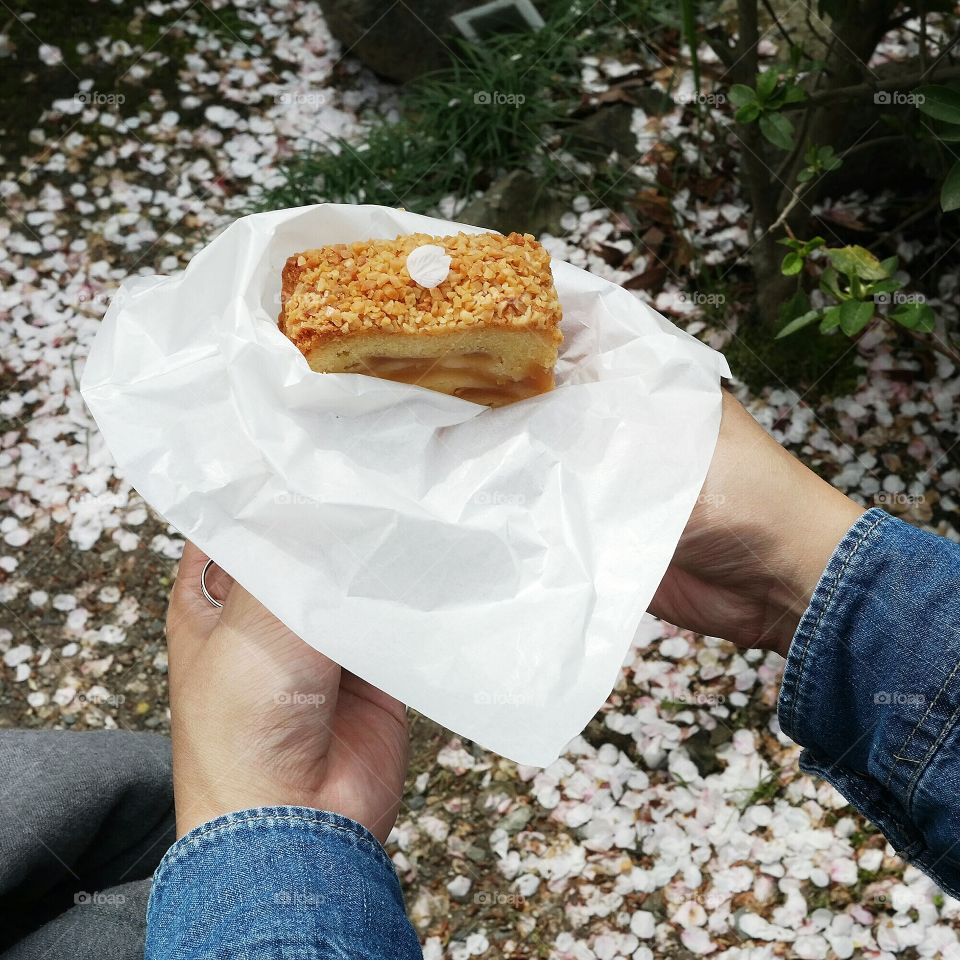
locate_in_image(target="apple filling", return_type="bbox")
[350,351,554,407]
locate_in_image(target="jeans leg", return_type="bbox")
[0,730,175,955]
[1,878,153,960]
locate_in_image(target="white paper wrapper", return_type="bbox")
[80,203,730,766]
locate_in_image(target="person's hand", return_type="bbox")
[165,543,408,841]
[650,390,865,657]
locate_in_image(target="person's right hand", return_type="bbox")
[165,544,408,841]
[650,390,864,657]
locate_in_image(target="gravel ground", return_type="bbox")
[2,2,960,958]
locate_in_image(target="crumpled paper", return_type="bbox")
[80,203,731,766]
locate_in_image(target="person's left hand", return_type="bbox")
[165,542,408,842]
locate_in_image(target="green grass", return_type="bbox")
[259,24,580,212]
[254,1,680,216]
[254,21,581,214]
[745,770,782,806]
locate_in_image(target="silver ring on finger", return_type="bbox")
[200,558,225,609]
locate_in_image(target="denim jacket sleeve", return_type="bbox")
[778,507,960,898]
[144,807,422,960]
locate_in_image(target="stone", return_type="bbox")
[456,170,568,236]
[317,0,478,82]
[567,104,639,161]
[497,805,533,834]
[465,844,487,863]
[683,725,732,777]
[631,87,676,116]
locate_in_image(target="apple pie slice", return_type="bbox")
[277,231,562,407]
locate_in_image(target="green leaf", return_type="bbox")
[914,307,936,333]
[916,85,960,125]
[892,301,936,332]
[839,299,875,336]
[797,168,814,182]
[766,89,786,109]
[819,266,843,300]
[759,112,794,150]
[775,309,821,339]
[935,125,960,142]
[728,84,757,108]
[827,245,888,281]
[782,84,807,104]
[756,70,779,101]
[735,102,761,123]
[778,237,803,249]
[870,278,902,295]
[941,160,960,212]
[781,251,804,275]
[779,288,810,323]
[820,305,843,331]
[879,255,899,277]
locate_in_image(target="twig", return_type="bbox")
[771,133,905,230]
[838,134,912,160]
[704,32,736,70]
[774,114,808,183]
[735,0,760,79]
[920,2,928,75]
[902,326,960,369]
[921,26,960,80]
[770,183,808,231]
[774,5,840,189]
[804,0,831,49]
[760,0,793,49]
[876,195,941,246]
[774,42,848,204]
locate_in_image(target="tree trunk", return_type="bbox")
[782,0,902,223]
[728,0,794,327]
[727,0,902,328]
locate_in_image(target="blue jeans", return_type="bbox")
[779,507,960,898]
[145,808,421,959]
[143,507,960,958]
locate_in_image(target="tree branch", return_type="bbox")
[920,1,928,75]
[786,64,960,107]
[773,134,914,230]
[840,133,913,159]
[735,0,759,81]
[901,326,960,369]
[704,31,736,70]
[921,26,960,80]
[804,0,831,49]
[760,0,794,49]
[876,195,941,246]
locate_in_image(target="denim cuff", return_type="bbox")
[778,507,960,899]
[146,807,421,960]
[152,807,395,884]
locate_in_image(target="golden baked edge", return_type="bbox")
[277,231,563,407]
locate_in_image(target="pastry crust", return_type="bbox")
[277,231,563,406]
